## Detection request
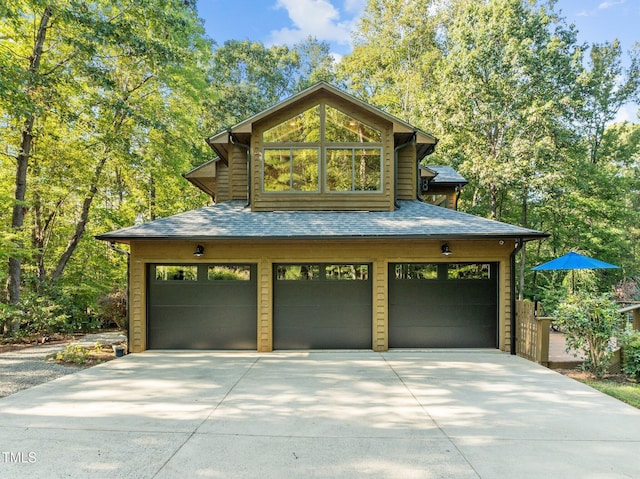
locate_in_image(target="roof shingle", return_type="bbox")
[97,200,547,242]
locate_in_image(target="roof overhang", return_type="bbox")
[182,158,220,198]
[97,200,549,245]
[205,82,439,161]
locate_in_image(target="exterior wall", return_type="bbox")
[396,143,417,200]
[422,186,458,209]
[250,92,395,212]
[230,144,248,201]
[128,238,515,354]
[215,163,229,203]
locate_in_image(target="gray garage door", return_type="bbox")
[273,263,372,349]
[389,263,498,348]
[147,264,257,349]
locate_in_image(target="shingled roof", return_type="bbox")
[97,200,547,242]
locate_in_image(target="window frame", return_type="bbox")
[262,146,321,192]
[261,102,384,194]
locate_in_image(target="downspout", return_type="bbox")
[394,132,416,208]
[510,237,524,355]
[109,242,130,349]
[229,131,251,208]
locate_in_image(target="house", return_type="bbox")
[97,82,547,353]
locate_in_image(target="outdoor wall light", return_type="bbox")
[441,243,452,256]
[193,244,205,257]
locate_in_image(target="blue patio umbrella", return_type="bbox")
[532,251,620,292]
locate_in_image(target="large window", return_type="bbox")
[326,148,382,191]
[262,103,383,193]
[263,148,319,191]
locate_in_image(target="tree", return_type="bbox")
[555,292,623,378]
[204,40,301,131]
[576,40,640,164]
[1,0,213,328]
[338,0,440,125]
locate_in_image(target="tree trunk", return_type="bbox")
[51,156,108,281]
[6,7,52,320]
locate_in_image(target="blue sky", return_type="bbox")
[196,0,639,121]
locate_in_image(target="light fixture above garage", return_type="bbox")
[193,244,205,257]
[441,243,452,256]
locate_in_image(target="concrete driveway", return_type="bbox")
[1,350,639,478]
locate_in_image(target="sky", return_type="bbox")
[196,0,640,122]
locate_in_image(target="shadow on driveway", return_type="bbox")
[1,350,639,478]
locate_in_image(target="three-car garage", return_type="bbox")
[146,261,498,351]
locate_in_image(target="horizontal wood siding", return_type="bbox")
[396,143,416,200]
[128,238,515,353]
[216,164,229,203]
[230,144,248,201]
[252,194,392,212]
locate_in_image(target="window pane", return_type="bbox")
[354,148,381,191]
[291,149,319,191]
[155,265,197,281]
[394,264,438,280]
[276,265,320,280]
[326,264,369,280]
[263,105,320,143]
[208,265,251,281]
[325,105,381,143]
[448,263,491,280]
[326,149,353,191]
[264,149,291,191]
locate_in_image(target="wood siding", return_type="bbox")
[230,144,248,201]
[215,163,230,203]
[128,238,515,353]
[396,143,416,200]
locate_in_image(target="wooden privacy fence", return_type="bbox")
[515,300,551,367]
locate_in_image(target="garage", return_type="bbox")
[389,262,498,348]
[273,263,372,349]
[147,263,257,349]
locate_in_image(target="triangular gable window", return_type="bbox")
[263,105,320,143]
[325,105,381,143]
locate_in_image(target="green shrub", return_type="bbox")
[54,344,90,364]
[15,293,70,335]
[622,330,640,381]
[554,292,624,378]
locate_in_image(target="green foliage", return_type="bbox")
[554,292,624,378]
[622,330,640,381]
[53,344,91,365]
[9,293,70,335]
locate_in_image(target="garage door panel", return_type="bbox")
[390,325,496,348]
[274,263,372,350]
[148,264,257,350]
[389,263,497,348]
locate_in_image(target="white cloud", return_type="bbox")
[613,103,640,124]
[268,0,358,47]
[343,0,367,14]
[598,0,626,10]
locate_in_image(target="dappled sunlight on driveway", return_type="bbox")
[2,350,640,478]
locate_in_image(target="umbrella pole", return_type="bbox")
[572,270,575,294]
